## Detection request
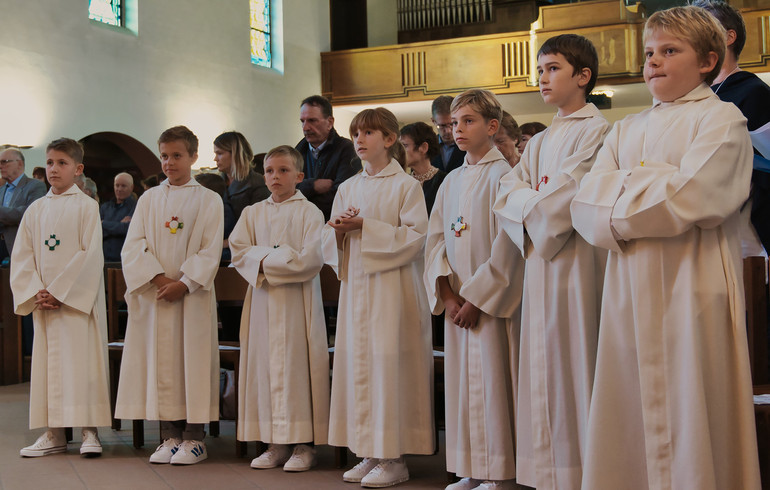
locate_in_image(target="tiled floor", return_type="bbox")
[0,382,523,490]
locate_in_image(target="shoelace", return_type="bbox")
[368,459,397,477]
[353,458,374,471]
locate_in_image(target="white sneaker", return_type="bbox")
[20,429,67,457]
[149,438,181,464]
[447,478,482,490]
[361,457,410,488]
[283,444,317,472]
[250,443,291,469]
[472,481,515,490]
[80,428,102,457]
[342,457,380,483]
[170,440,208,465]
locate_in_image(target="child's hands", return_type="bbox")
[444,295,465,325]
[453,301,480,329]
[34,289,61,310]
[328,216,363,233]
[156,280,188,303]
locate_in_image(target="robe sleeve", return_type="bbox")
[458,216,522,319]
[360,181,428,275]
[262,207,324,286]
[493,150,535,258]
[10,206,46,315]
[120,194,165,293]
[321,184,346,279]
[424,182,454,315]
[571,124,627,253]
[494,120,607,261]
[229,208,268,288]
[178,193,223,291]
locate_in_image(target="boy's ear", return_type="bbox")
[191,152,199,164]
[75,163,85,176]
[725,29,737,48]
[487,118,500,136]
[577,67,592,89]
[700,51,719,76]
[295,171,304,183]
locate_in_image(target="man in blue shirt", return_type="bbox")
[0,147,46,262]
[100,172,137,262]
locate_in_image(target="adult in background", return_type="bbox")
[517,121,547,156]
[214,131,270,238]
[0,147,46,262]
[430,95,466,173]
[100,172,137,263]
[495,110,523,167]
[695,0,770,255]
[295,95,360,221]
[400,122,446,214]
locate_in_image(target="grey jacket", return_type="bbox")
[0,174,47,256]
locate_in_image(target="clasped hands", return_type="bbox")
[328,206,363,234]
[438,276,480,329]
[34,289,61,310]
[151,274,189,303]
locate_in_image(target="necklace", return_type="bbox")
[43,193,70,251]
[412,166,439,184]
[450,164,484,237]
[714,66,739,94]
[162,185,186,235]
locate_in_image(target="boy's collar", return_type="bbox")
[554,103,602,120]
[161,176,199,188]
[652,82,713,107]
[362,159,403,178]
[268,189,305,204]
[47,184,81,197]
[463,147,505,167]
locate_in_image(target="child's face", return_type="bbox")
[451,106,497,157]
[263,154,303,203]
[160,140,197,186]
[517,134,532,154]
[352,128,395,165]
[537,52,590,111]
[644,30,716,102]
[45,150,83,195]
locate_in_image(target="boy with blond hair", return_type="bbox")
[425,89,524,490]
[228,145,329,472]
[13,138,111,457]
[493,34,609,490]
[116,126,223,465]
[572,7,760,488]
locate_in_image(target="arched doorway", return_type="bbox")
[80,132,162,203]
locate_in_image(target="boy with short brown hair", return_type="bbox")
[572,6,761,488]
[13,137,111,458]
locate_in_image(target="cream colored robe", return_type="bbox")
[11,186,111,429]
[229,191,329,444]
[493,103,609,490]
[115,179,223,423]
[321,159,435,459]
[572,84,761,490]
[425,148,523,481]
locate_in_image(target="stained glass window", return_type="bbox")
[89,0,122,27]
[250,0,271,68]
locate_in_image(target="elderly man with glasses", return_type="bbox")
[0,147,46,262]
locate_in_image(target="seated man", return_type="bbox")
[100,172,137,262]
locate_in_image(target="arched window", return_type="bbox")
[250,0,271,68]
[88,0,122,27]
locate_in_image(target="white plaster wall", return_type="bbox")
[366,0,398,47]
[0,0,330,170]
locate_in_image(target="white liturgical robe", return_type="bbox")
[229,191,330,444]
[425,148,524,481]
[115,179,223,423]
[12,185,111,429]
[572,84,761,490]
[493,103,609,490]
[322,159,435,459]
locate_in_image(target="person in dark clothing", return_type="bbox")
[100,172,137,263]
[400,122,446,215]
[295,95,360,220]
[696,0,770,253]
[430,95,466,173]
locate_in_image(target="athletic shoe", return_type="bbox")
[473,481,516,490]
[283,444,317,472]
[342,457,380,483]
[361,457,409,488]
[170,440,207,465]
[250,443,291,469]
[80,428,102,457]
[20,429,67,457]
[446,478,482,490]
[149,438,181,464]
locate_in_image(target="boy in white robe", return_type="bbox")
[425,89,524,490]
[13,138,111,457]
[115,126,223,466]
[571,7,760,489]
[229,146,329,472]
[322,107,435,488]
[493,34,609,490]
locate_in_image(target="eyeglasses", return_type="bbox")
[0,159,19,165]
[435,123,453,130]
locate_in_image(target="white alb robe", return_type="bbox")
[425,148,524,481]
[229,191,330,444]
[115,179,223,423]
[571,84,761,490]
[493,103,609,490]
[322,159,435,459]
[11,185,111,429]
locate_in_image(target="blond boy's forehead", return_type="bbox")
[265,153,302,172]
